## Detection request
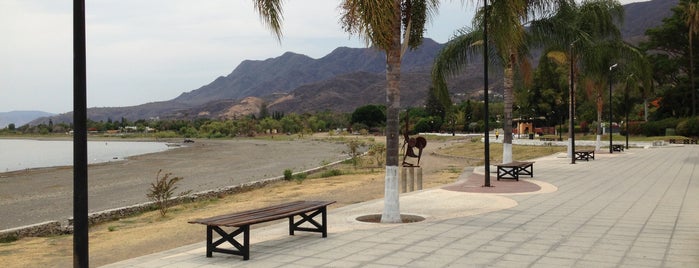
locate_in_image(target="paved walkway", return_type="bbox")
[104,145,699,267]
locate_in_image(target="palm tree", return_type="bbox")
[340,0,440,223]
[682,0,699,116]
[529,0,625,153]
[251,0,440,223]
[432,0,558,167]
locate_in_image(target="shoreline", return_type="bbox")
[0,138,174,173]
[0,138,351,230]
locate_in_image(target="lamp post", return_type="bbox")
[569,40,578,164]
[625,74,633,149]
[73,0,89,266]
[609,63,618,154]
[483,0,491,187]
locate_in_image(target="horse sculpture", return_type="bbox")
[401,111,427,167]
[402,134,426,167]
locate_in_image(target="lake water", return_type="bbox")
[0,139,170,173]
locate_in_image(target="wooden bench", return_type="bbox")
[188,200,335,260]
[611,144,624,152]
[496,161,534,181]
[574,150,595,161]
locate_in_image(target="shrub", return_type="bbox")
[640,118,681,136]
[368,143,386,167]
[154,131,178,139]
[293,173,307,184]
[677,117,699,137]
[346,139,363,167]
[283,169,293,180]
[321,169,343,178]
[147,170,189,217]
[0,234,18,243]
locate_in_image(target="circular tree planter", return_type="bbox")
[355,214,425,223]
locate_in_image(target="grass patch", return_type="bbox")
[436,143,566,164]
[0,235,18,244]
[320,169,343,178]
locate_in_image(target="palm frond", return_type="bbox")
[253,0,285,41]
[340,0,398,49]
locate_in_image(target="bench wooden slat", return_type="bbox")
[189,201,334,227]
[189,200,335,260]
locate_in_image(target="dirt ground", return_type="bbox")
[0,135,469,267]
[0,137,351,230]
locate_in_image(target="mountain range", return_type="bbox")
[27,0,676,126]
[0,111,54,128]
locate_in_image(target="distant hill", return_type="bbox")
[0,111,54,128]
[172,39,443,106]
[30,0,675,125]
[621,0,678,44]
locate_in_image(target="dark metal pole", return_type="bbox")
[625,96,629,149]
[73,0,89,267]
[609,75,613,153]
[609,64,617,154]
[483,0,491,187]
[569,41,576,164]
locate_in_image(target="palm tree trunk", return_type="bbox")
[691,31,696,116]
[381,0,402,223]
[502,56,514,163]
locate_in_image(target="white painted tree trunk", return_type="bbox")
[381,165,401,223]
[502,143,513,163]
[595,134,602,151]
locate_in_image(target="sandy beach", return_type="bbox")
[0,138,350,230]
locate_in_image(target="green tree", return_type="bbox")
[432,0,558,165]
[351,104,386,129]
[683,0,699,116]
[340,0,439,223]
[530,0,647,151]
[644,0,699,119]
[254,0,439,223]
[280,113,303,134]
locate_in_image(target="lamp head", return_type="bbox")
[609,63,618,71]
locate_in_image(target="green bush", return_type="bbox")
[640,118,681,136]
[0,234,18,243]
[283,169,293,180]
[368,143,386,167]
[147,170,189,217]
[677,117,699,137]
[346,139,363,167]
[293,173,307,181]
[154,131,179,139]
[321,169,343,178]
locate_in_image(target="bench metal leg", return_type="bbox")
[518,164,533,178]
[497,166,519,181]
[206,225,250,260]
[289,206,329,237]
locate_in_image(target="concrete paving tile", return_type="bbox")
[101,146,699,268]
[620,257,663,267]
[324,259,363,268]
[663,261,698,268]
[289,256,333,266]
[490,259,531,268]
[534,256,576,266]
[500,253,541,263]
[574,259,619,268]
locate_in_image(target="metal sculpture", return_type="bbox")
[401,111,427,167]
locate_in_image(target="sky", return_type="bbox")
[1,0,650,114]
